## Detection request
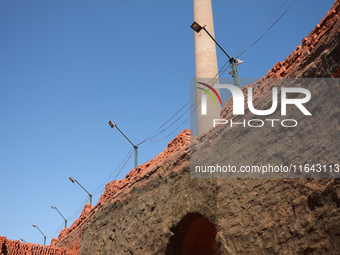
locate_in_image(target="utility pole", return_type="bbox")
[32,225,46,245]
[69,177,92,206]
[51,206,67,228]
[191,21,242,88]
[108,121,138,169]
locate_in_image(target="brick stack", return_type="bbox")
[56,203,93,241]
[265,0,340,78]
[97,129,191,206]
[47,1,340,253]
[221,0,340,120]
[0,236,6,254]
[0,236,66,255]
[53,129,192,245]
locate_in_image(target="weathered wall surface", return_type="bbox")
[79,167,340,255]
[215,178,340,254]
[4,1,339,254]
[221,0,340,120]
[0,236,66,255]
[80,166,217,255]
[43,1,340,254]
[53,130,191,254]
[265,0,340,79]
[77,1,340,254]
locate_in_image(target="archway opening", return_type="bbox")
[166,213,220,255]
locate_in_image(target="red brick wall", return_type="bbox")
[0,236,66,255]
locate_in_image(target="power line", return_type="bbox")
[235,0,298,59]
[33,1,301,244]
[66,196,89,222]
[91,148,134,195]
[46,222,64,238]
[137,101,190,145]
[137,66,232,143]
[142,115,190,143]
[156,0,300,131]
[209,0,299,116]
[52,0,299,235]
[232,0,290,58]
[92,148,134,196]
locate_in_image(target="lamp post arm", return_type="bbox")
[115,125,137,148]
[201,26,240,88]
[75,180,92,197]
[108,121,138,170]
[55,208,67,222]
[36,226,46,238]
[202,27,231,60]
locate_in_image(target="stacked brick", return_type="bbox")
[39,1,340,253]
[53,129,191,245]
[221,0,340,120]
[96,128,191,207]
[265,0,340,78]
[0,236,5,254]
[56,203,93,241]
[0,236,66,255]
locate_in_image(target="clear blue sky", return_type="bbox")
[0,0,335,244]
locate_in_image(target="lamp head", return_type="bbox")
[108,121,116,128]
[191,22,203,33]
[32,225,36,228]
[235,59,244,66]
[69,177,75,183]
[51,206,55,209]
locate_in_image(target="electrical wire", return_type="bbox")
[46,222,64,238]
[104,149,134,184]
[36,1,300,244]
[142,115,190,143]
[38,238,44,245]
[138,101,190,145]
[91,148,134,195]
[137,65,232,144]
[139,107,191,144]
[146,0,299,135]
[235,0,298,59]
[232,0,290,58]
[92,148,134,196]
[66,195,89,222]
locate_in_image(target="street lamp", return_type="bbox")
[108,121,138,169]
[191,21,243,88]
[20,238,26,242]
[69,177,92,205]
[32,225,46,245]
[51,206,67,228]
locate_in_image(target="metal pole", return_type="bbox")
[75,180,92,206]
[69,177,93,206]
[230,58,241,88]
[51,206,67,228]
[115,125,136,148]
[202,27,231,60]
[201,26,241,88]
[108,121,138,169]
[33,225,46,245]
[134,146,138,169]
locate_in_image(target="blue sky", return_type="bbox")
[0,0,335,245]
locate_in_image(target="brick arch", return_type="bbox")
[166,212,221,255]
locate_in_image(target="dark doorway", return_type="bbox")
[166,213,221,255]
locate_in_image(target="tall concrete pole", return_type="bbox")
[193,0,221,136]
